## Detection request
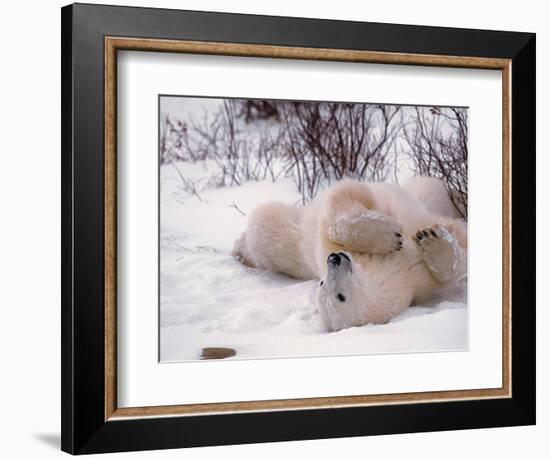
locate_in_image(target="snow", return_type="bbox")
[159,161,468,362]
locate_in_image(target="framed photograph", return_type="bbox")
[61,3,536,454]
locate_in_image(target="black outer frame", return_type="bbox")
[61,3,536,454]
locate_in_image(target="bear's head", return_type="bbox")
[316,251,362,332]
[316,251,414,331]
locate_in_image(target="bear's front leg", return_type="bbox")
[415,224,466,283]
[327,210,403,255]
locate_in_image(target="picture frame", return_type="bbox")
[61,3,536,454]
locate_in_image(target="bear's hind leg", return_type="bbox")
[327,211,404,255]
[321,180,404,255]
[415,223,466,283]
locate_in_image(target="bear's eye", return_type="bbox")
[319,280,324,286]
[337,293,346,302]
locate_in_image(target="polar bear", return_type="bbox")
[233,177,467,332]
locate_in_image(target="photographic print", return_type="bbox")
[159,96,468,362]
[62,7,535,452]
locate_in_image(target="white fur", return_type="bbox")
[233,177,467,331]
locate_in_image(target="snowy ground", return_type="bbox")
[160,161,468,362]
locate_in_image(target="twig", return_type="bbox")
[196,245,218,253]
[171,163,205,203]
[229,201,246,216]
[163,236,195,253]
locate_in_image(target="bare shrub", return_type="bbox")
[279,102,401,202]
[160,110,221,164]
[234,99,281,123]
[162,99,468,210]
[402,107,468,219]
[205,100,284,187]
[159,114,189,164]
[163,100,283,188]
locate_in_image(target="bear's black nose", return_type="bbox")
[338,252,351,263]
[327,253,342,266]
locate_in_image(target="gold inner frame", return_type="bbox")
[104,36,512,421]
